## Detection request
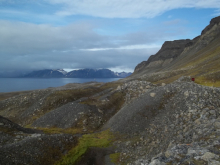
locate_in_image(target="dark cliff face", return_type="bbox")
[134,39,191,72]
[201,16,220,35]
[151,39,191,61]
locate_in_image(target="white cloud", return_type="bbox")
[47,0,220,18]
[0,20,103,55]
[81,44,161,51]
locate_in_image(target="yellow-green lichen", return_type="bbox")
[56,130,114,165]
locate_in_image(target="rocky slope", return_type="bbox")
[104,77,220,164]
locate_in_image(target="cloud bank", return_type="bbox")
[0,20,168,72]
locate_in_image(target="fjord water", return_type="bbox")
[0,78,121,93]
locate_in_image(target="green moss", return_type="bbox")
[55,130,114,165]
[110,153,120,164]
[192,159,208,165]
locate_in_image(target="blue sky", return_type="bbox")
[0,0,220,73]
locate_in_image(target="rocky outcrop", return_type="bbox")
[202,16,220,35]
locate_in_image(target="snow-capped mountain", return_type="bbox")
[21,69,132,78]
[114,71,132,78]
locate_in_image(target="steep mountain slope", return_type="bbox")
[131,16,220,87]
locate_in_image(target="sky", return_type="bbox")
[0,0,220,73]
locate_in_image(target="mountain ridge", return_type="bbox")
[129,15,220,87]
[21,68,132,78]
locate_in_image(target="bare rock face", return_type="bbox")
[202,16,220,35]
[134,61,148,72]
[134,39,191,73]
[181,16,220,56]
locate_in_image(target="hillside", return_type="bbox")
[130,16,220,87]
[0,16,220,165]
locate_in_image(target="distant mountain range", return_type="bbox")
[20,69,132,78]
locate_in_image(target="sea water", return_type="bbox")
[0,78,121,93]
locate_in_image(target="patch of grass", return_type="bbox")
[35,127,84,135]
[55,129,114,165]
[195,76,220,87]
[110,153,120,164]
[183,45,220,69]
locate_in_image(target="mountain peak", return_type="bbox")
[201,15,220,35]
